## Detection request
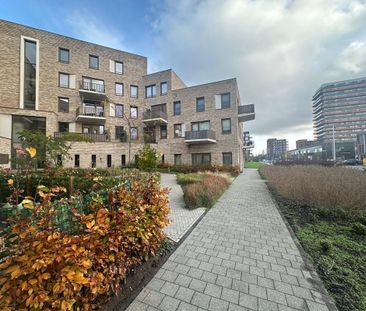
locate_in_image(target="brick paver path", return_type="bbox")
[127,170,336,311]
[161,174,205,242]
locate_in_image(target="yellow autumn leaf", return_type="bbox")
[21,199,34,209]
[81,259,91,268]
[26,147,37,158]
[29,278,38,285]
[42,272,51,280]
[86,220,95,229]
[7,179,13,186]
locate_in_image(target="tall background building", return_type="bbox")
[313,77,366,159]
[266,138,288,160]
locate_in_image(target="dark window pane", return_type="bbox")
[174,101,181,115]
[24,40,37,110]
[196,97,205,112]
[160,125,167,139]
[222,118,231,134]
[89,55,99,69]
[221,93,231,109]
[146,85,156,98]
[91,154,96,168]
[223,152,232,165]
[174,124,182,137]
[59,122,69,132]
[174,154,182,165]
[59,48,69,63]
[58,97,69,112]
[107,154,112,167]
[74,154,80,168]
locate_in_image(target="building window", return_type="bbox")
[223,152,232,165]
[116,126,126,141]
[160,125,167,139]
[115,104,123,117]
[59,122,69,132]
[174,124,182,137]
[115,83,123,96]
[196,97,205,112]
[221,118,231,134]
[130,106,138,119]
[192,121,210,131]
[23,39,37,110]
[174,154,182,165]
[145,85,156,98]
[130,85,138,98]
[89,55,99,69]
[74,154,80,168]
[221,93,231,109]
[59,48,69,63]
[59,73,69,88]
[121,155,126,167]
[58,97,69,113]
[130,127,138,140]
[91,154,97,168]
[160,82,168,95]
[115,61,123,74]
[174,101,181,115]
[192,153,211,165]
[107,154,112,168]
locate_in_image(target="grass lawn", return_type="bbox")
[244,161,265,169]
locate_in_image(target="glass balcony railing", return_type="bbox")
[79,81,105,93]
[185,130,216,143]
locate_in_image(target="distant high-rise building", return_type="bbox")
[267,138,288,160]
[296,139,316,149]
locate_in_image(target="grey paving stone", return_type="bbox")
[190,278,207,292]
[146,278,165,291]
[209,297,229,311]
[176,274,193,287]
[142,290,165,308]
[232,279,249,293]
[217,275,233,289]
[249,284,267,299]
[267,289,287,305]
[306,300,330,311]
[161,270,179,283]
[239,293,258,310]
[274,281,293,295]
[175,286,195,303]
[159,295,180,311]
[222,288,240,304]
[177,302,199,311]
[201,271,218,284]
[258,298,278,311]
[204,283,223,298]
[229,303,251,311]
[160,281,179,297]
[191,292,211,309]
[286,295,308,310]
[257,276,274,289]
[126,300,148,311]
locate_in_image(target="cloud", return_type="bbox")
[150,0,366,154]
[65,9,125,50]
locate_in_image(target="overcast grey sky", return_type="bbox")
[150,0,366,154]
[3,0,366,154]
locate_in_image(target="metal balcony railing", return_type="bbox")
[54,132,110,142]
[80,81,105,93]
[143,110,168,121]
[76,106,105,118]
[185,130,216,141]
[238,104,255,114]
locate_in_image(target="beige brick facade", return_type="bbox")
[0,19,254,169]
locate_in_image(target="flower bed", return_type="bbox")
[177,173,231,209]
[0,173,170,310]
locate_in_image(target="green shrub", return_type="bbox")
[157,163,240,176]
[352,223,366,235]
[135,144,158,171]
[176,173,204,186]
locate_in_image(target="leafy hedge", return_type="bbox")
[181,174,230,209]
[0,174,169,310]
[157,163,240,176]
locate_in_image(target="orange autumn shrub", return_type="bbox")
[0,174,169,310]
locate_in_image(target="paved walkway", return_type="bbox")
[161,174,206,243]
[127,170,336,311]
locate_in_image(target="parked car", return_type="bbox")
[342,159,360,166]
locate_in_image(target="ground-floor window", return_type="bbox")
[91,154,96,168]
[107,154,112,168]
[192,153,211,165]
[223,152,232,165]
[121,154,126,167]
[174,154,182,165]
[74,154,80,168]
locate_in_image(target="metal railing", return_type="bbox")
[238,104,255,114]
[80,81,105,93]
[143,110,168,121]
[76,106,105,117]
[54,132,110,142]
[185,130,216,141]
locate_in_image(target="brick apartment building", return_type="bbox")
[0,20,255,169]
[266,138,288,160]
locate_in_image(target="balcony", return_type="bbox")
[185,130,216,144]
[79,81,108,102]
[54,132,110,142]
[143,110,168,125]
[238,104,255,122]
[80,81,105,93]
[75,105,106,123]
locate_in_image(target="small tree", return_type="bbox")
[135,144,158,171]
